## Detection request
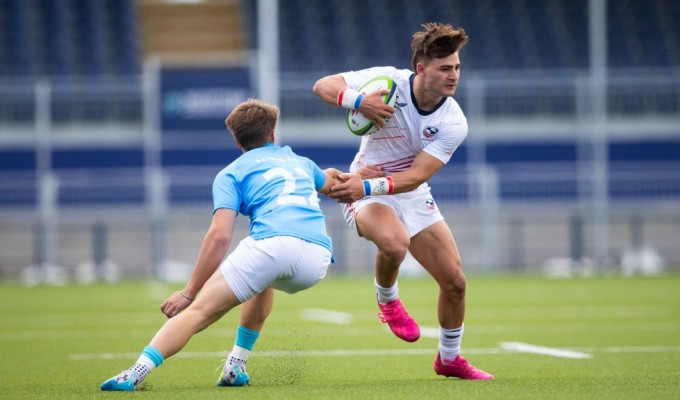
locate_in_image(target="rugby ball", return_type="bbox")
[346,76,398,136]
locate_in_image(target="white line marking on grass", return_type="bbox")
[383,325,438,338]
[419,326,440,339]
[300,308,352,325]
[579,345,680,354]
[69,345,680,361]
[69,348,505,361]
[499,342,592,359]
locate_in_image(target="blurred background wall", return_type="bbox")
[0,0,678,283]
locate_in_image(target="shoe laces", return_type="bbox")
[216,358,228,373]
[378,301,413,324]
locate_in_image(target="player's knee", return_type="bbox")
[440,270,467,300]
[186,302,229,333]
[377,236,410,264]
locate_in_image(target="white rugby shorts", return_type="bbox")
[220,236,332,303]
[341,183,443,238]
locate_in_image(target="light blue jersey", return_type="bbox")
[212,144,332,255]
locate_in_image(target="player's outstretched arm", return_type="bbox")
[327,172,365,203]
[388,152,445,193]
[160,208,236,318]
[318,168,343,195]
[318,165,384,197]
[329,153,445,203]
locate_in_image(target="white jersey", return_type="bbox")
[341,66,467,175]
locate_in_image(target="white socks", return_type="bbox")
[438,325,464,364]
[131,354,156,383]
[228,345,251,366]
[375,278,399,304]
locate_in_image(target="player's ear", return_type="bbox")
[416,62,425,74]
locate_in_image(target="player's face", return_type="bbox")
[421,52,461,97]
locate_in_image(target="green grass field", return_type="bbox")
[1,273,679,399]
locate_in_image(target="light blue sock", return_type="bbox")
[235,325,260,351]
[228,325,260,365]
[131,345,164,384]
[142,345,164,367]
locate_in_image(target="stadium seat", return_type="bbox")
[1,0,679,124]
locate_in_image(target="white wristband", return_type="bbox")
[337,88,364,110]
[362,176,394,196]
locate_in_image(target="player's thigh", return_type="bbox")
[190,269,241,325]
[355,202,410,249]
[409,220,463,282]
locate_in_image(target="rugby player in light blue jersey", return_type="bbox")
[101,99,342,391]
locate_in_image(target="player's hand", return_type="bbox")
[356,164,385,179]
[358,89,394,129]
[160,291,193,318]
[329,172,365,203]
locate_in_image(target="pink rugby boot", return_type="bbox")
[377,297,420,342]
[434,354,495,380]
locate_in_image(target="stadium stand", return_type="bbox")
[3,0,677,123]
[2,0,679,80]
[245,0,680,72]
[0,0,139,77]
[0,0,143,122]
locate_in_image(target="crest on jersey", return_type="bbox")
[422,126,438,138]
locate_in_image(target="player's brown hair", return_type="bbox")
[410,22,469,72]
[225,98,279,151]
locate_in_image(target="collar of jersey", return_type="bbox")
[409,74,447,116]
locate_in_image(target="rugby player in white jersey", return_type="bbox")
[100,99,341,391]
[313,22,494,380]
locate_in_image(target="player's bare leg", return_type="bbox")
[102,270,240,391]
[356,203,420,342]
[240,286,274,332]
[410,221,494,379]
[409,221,465,328]
[150,270,240,358]
[357,204,409,287]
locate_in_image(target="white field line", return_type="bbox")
[419,326,440,339]
[300,308,352,325]
[68,345,680,361]
[384,325,438,338]
[68,348,501,361]
[499,342,592,359]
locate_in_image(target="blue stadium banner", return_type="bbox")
[160,68,251,131]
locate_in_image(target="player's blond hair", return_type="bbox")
[225,98,279,151]
[410,22,469,73]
